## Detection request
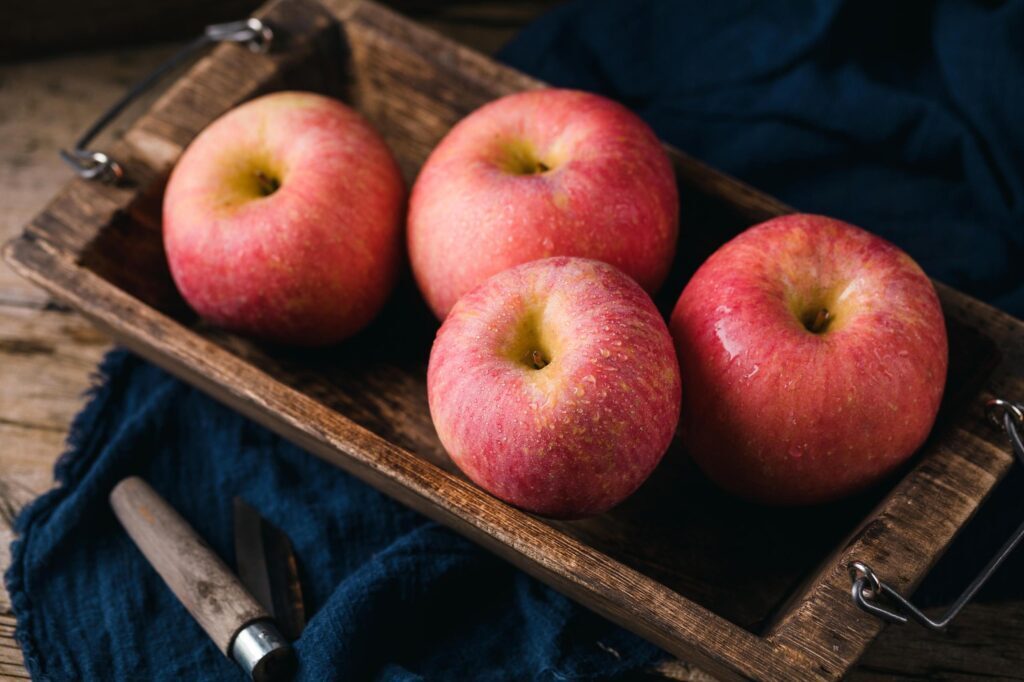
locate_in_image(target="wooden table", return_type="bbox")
[1,5,1022,680]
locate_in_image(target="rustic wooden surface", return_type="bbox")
[0,2,1022,680]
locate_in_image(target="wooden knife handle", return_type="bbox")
[110,476,268,655]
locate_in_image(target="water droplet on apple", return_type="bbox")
[542,237,554,251]
[573,386,584,397]
[584,374,596,384]
[600,348,611,358]
[789,446,805,459]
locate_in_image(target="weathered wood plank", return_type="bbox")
[0,307,110,433]
[0,45,180,309]
[0,612,27,682]
[0,652,29,679]
[657,600,1024,681]
[853,601,1024,681]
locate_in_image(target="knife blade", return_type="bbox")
[233,497,306,641]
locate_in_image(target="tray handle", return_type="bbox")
[60,17,273,183]
[849,398,1024,630]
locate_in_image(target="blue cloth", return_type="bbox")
[6,351,657,680]
[6,1,1024,680]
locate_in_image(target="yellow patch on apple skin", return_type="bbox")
[552,190,569,211]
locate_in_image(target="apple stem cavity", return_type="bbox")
[498,139,554,176]
[255,170,281,197]
[530,349,549,370]
[807,307,832,334]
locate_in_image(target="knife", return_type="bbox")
[109,477,294,681]
[232,497,306,641]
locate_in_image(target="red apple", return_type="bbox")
[163,91,405,345]
[409,88,678,319]
[670,214,947,505]
[428,257,681,518]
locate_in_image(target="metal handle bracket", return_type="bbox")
[848,398,1024,630]
[60,17,273,183]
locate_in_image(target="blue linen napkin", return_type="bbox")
[7,0,1024,679]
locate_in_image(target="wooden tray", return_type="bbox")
[5,0,1024,678]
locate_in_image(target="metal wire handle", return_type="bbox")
[849,398,1024,630]
[59,17,273,183]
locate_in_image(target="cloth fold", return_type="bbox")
[7,0,1024,680]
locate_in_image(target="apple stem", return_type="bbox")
[810,307,831,334]
[530,349,548,370]
[255,170,280,197]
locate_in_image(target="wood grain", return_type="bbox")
[852,600,1024,681]
[1,0,1023,680]
[0,52,145,681]
[0,44,183,309]
[110,477,268,655]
